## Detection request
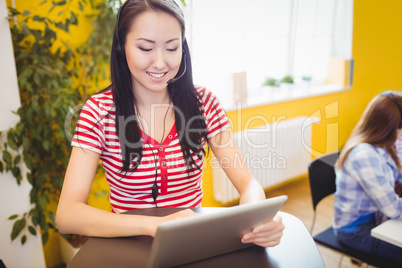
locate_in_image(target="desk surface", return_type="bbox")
[371,219,402,248]
[67,208,324,268]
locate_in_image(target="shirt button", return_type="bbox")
[162,177,167,180]
[159,147,163,151]
[161,161,166,166]
[168,135,172,139]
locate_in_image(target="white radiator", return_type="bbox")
[212,116,316,203]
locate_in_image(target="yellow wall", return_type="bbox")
[5,0,402,267]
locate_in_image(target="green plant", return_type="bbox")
[0,0,116,245]
[280,75,294,84]
[75,0,119,101]
[1,4,81,246]
[263,77,279,87]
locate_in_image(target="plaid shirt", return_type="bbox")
[395,135,402,161]
[333,143,402,230]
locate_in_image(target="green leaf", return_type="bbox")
[48,3,55,13]
[47,222,55,229]
[70,12,78,25]
[42,232,49,245]
[43,140,50,151]
[21,235,27,245]
[27,173,33,184]
[12,167,22,185]
[31,214,39,226]
[22,136,31,151]
[46,210,56,224]
[8,8,21,16]
[20,23,32,37]
[7,137,18,151]
[22,11,30,16]
[0,161,3,172]
[2,151,12,166]
[8,214,19,220]
[38,195,49,209]
[14,155,21,166]
[33,71,41,86]
[25,156,33,171]
[7,130,21,150]
[39,0,48,6]
[11,218,26,241]
[28,225,37,236]
[78,1,83,11]
[54,0,67,6]
[33,15,45,22]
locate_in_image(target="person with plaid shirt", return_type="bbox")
[334,91,402,263]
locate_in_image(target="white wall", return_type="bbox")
[0,1,46,267]
[0,0,20,131]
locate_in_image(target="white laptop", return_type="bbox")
[371,219,402,248]
[148,195,288,268]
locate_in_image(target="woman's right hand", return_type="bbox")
[150,209,198,236]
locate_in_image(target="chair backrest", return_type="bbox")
[308,151,340,211]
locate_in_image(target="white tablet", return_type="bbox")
[148,195,288,268]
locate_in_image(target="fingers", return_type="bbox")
[242,231,283,247]
[166,209,198,221]
[241,216,285,247]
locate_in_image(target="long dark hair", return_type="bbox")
[110,0,208,173]
[337,91,402,169]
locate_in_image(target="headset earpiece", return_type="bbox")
[115,1,127,59]
[115,39,124,59]
[115,34,122,56]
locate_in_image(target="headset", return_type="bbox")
[115,0,187,207]
[114,0,127,59]
[381,91,402,129]
[167,51,187,84]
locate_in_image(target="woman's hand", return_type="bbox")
[150,209,198,237]
[241,214,284,247]
[164,209,198,221]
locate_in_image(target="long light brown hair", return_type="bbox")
[337,91,402,169]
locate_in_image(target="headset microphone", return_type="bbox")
[167,51,187,85]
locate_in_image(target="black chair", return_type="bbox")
[308,151,401,268]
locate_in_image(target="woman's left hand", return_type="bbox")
[241,214,284,247]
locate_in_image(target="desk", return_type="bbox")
[371,219,402,248]
[67,208,324,268]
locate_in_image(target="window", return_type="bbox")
[180,0,353,109]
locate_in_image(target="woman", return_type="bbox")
[334,91,402,262]
[56,0,284,248]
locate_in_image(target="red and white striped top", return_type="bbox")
[72,86,229,213]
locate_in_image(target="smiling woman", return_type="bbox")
[56,0,285,251]
[124,11,182,94]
